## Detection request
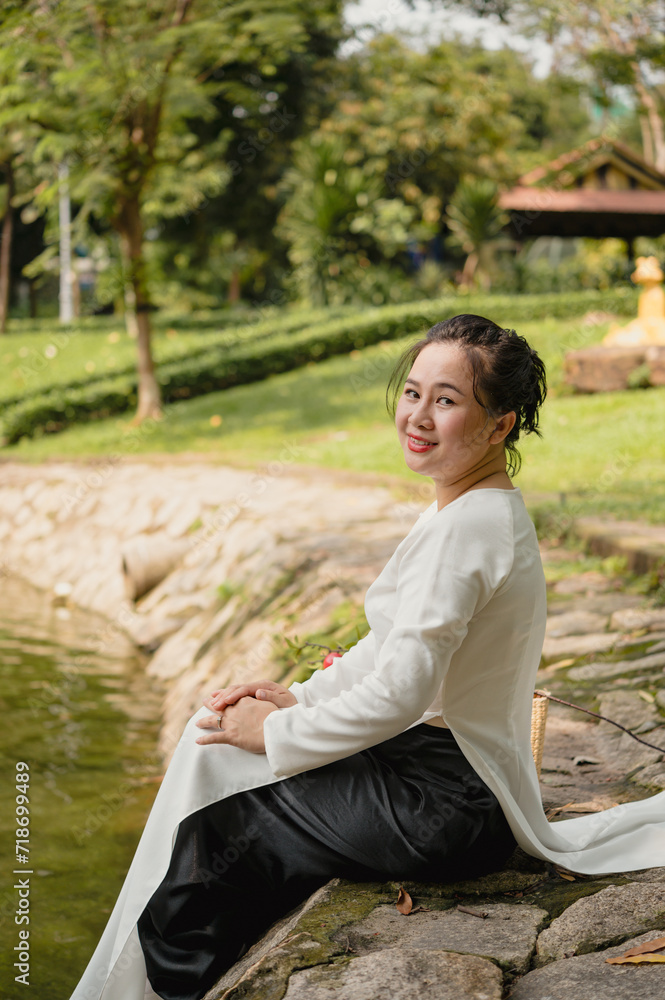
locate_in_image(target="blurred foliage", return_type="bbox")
[273,32,593,306]
[0,1,642,327]
[499,237,634,294]
[276,133,421,305]
[431,0,665,170]
[445,178,513,289]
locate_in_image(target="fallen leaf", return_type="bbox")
[606,954,665,965]
[396,886,413,915]
[556,801,616,815]
[572,756,602,766]
[638,690,656,703]
[554,866,576,881]
[605,935,665,964]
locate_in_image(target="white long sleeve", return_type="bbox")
[288,630,377,707]
[264,492,515,778]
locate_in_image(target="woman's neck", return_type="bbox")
[434,462,514,511]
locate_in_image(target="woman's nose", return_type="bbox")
[412,399,434,427]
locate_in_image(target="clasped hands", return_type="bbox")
[195,679,297,754]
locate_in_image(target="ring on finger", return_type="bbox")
[217,715,224,730]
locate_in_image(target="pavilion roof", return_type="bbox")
[499,138,665,240]
[499,188,665,215]
[517,137,665,191]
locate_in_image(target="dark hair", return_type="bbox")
[386,314,547,476]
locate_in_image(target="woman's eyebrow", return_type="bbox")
[405,377,464,395]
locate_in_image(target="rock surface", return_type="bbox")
[545,610,610,637]
[282,948,503,1000]
[593,691,665,778]
[568,649,665,681]
[338,901,548,974]
[536,883,665,963]
[512,931,665,999]
[541,631,622,660]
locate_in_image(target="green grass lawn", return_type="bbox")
[0,321,264,405]
[3,314,664,526]
[0,325,139,401]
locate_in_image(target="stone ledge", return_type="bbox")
[335,900,548,975]
[282,947,504,1000]
[536,883,665,964]
[564,344,665,393]
[512,930,665,999]
[203,871,665,1000]
[573,517,665,576]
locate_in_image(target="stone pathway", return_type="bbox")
[0,457,664,997]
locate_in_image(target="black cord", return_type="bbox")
[536,690,665,755]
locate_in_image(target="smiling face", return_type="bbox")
[395,342,512,496]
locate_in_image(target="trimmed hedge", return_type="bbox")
[0,304,358,413]
[0,288,638,445]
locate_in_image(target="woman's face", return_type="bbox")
[395,342,499,486]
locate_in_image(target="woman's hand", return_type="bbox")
[205,680,297,713]
[195,696,278,753]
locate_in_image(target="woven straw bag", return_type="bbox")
[531,690,549,777]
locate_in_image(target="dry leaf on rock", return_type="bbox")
[606,935,665,965]
[607,954,665,965]
[396,887,413,915]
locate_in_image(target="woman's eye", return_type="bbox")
[438,396,453,405]
[405,388,419,398]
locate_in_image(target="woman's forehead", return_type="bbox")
[409,342,472,380]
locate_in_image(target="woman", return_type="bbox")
[71,315,665,1000]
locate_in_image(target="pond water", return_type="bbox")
[0,574,163,1000]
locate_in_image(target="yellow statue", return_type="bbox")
[604,256,665,346]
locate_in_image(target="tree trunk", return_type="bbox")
[124,283,139,339]
[72,268,81,318]
[228,268,241,303]
[639,114,654,165]
[461,251,478,287]
[0,160,15,334]
[117,197,162,422]
[633,73,665,173]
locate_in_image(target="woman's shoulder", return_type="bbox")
[422,487,524,530]
[411,488,530,562]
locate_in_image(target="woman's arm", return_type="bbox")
[195,633,379,750]
[288,630,377,706]
[263,496,515,777]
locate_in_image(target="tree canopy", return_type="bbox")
[0,0,620,416]
[1,0,345,416]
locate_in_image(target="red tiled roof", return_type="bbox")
[518,138,665,189]
[498,187,665,214]
[519,138,608,185]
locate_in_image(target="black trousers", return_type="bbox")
[137,724,516,1000]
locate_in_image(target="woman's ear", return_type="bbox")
[489,411,516,444]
